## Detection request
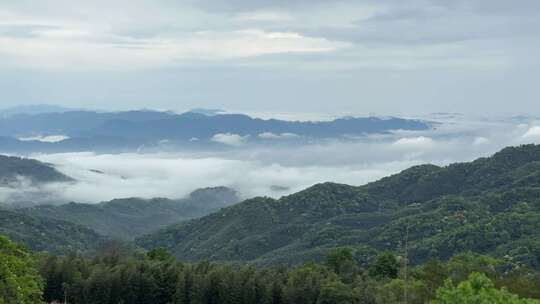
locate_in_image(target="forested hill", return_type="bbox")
[21,186,239,239]
[137,144,540,269]
[0,207,104,254]
[0,154,72,185]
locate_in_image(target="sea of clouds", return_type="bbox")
[1,114,540,205]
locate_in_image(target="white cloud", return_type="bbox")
[521,126,540,140]
[258,132,299,139]
[0,26,349,69]
[392,136,434,148]
[473,137,490,145]
[18,151,416,203]
[234,11,294,22]
[211,133,249,146]
[18,135,70,143]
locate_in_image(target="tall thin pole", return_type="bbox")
[62,283,68,304]
[403,225,409,304]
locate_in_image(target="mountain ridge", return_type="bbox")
[137,144,540,269]
[20,186,240,240]
[0,154,73,185]
[0,109,432,153]
[0,207,105,254]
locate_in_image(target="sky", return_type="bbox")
[1,0,539,116]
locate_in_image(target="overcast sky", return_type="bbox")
[1,0,539,116]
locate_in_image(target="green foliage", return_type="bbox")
[325,247,356,276]
[368,252,400,280]
[0,208,105,254]
[433,272,540,304]
[147,247,173,261]
[4,238,529,304]
[317,281,358,304]
[34,248,540,304]
[374,278,430,304]
[0,235,43,304]
[0,187,238,254]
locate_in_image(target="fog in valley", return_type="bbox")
[1,113,538,205]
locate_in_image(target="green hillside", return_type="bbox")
[21,186,239,239]
[0,207,104,254]
[137,145,540,269]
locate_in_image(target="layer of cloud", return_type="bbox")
[392,136,434,148]
[18,135,70,143]
[1,0,538,70]
[258,132,299,139]
[2,115,540,205]
[0,27,348,69]
[211,133,249,146]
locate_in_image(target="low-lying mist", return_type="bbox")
[1,115,539,205]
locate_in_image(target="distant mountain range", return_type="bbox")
[137,144,540,270]
[0,152,241,252]
[0,186,239,253]
[0,107,432,153]
[20,187,239,240]
[0,104,76,118]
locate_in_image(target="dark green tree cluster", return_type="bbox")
[35,247,540,304]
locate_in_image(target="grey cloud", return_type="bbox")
[0,24,60,38]
[297,5,540,46]
[0,0,539,114]
[182,0,341,12]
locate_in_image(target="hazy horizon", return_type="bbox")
[2,111,539,205]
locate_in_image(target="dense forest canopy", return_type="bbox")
[1,236,539,304]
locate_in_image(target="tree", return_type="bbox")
[173,270,194,304]
[283,263,328,304]
[433,272,540,304]
[147,248,173,262]
[374,279,430,304]
[0,235,44,304]
[317,281,358,304]
[368,252,400,280]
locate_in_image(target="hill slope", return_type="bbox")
[137,145,540,269]
[0,155,72,185]
[21,187,239,239]
[0,208,104,254]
